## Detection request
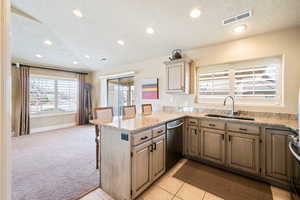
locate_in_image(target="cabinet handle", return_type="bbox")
[149,144,153,152]
[228,135,231,142]
[209,123,216,127]
[190,121,196,124]
[153,143,157,151]
[239,128,247,131]
[157,130,164,134]
[140,136,148,140]
[222,134,225,140]
[194,129,197,135]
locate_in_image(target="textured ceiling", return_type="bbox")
[11,0,300,71]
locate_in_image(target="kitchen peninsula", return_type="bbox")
[91,111,298,200]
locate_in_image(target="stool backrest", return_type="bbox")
[142,104,152,115]
[94,107,113,121]
[122,105,136,119]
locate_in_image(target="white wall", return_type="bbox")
[94,27,300,114]
[0,0,11,199]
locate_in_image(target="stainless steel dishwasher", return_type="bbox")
[166,119,184,170]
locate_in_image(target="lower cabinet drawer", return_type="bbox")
[227,123,260,135]
[187,118,199,126]
[201,120,225,130]
[152,125,166,138]
[132,129,152,146]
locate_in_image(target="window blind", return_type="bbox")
[57,79,78,112]
[198,71,230,98]
[196,56,282,105]
[30,76,78,114]
[30,77,56,114]
[234,65,278,98]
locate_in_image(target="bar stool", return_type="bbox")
[93,107,113,170]
[122,105,136,119]
[142,104,152,115]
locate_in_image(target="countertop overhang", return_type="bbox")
[90,112,298,134]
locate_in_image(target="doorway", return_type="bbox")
[107,76,135,116]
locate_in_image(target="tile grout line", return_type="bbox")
[174,183,185,199]
[202,192,207,200]
[156,185,179,197]
[156,180,185,200]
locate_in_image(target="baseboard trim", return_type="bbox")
[31,123,76,134]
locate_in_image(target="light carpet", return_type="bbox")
[12,126,99,200]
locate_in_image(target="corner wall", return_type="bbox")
[94,27,300,114]
[0,0,11,198]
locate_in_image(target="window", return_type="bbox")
[198,71,230,98]
[30,75,78,114]
[234,66,278,97]
[197,56,282,105]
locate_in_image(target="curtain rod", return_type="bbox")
[12,63,88,75]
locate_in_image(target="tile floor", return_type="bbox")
[81,159,292,200]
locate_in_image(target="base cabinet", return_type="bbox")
[264,129,293,183]
[201,128,225,165]
[152,135,166,181]
[227,132,260,175]
[131,134,166,198]
[131,140,152,197]
[187,126,201,158]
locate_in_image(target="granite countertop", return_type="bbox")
[90,111,298,134]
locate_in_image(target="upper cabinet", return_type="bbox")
[164,58,192,94]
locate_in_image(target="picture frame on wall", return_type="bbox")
[142,78,159,99]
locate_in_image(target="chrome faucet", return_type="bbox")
[224,96,236,116]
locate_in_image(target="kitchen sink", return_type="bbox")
[205,114,255,121]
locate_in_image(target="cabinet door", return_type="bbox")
[131,140,152,197]
[227,132,260,175]
[187,126,200,158]
[166,63,184,91]
[201,128,225,165]
[265,129,292,182]
[152,135,166,181]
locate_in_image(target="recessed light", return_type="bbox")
[35,54,43,58]
[84,55,90,59]
[72,9,83,18]
[73,61,78,64]
[190,8,201,18]
[44,40,52,46]
[117,40,125,45]
[234,24,247,34]
[146,27,155,34]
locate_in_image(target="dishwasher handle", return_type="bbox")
[167,122,184,130]
[289,141,300,162]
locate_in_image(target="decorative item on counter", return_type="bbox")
[169,49,182,61]
[142,78,159,99]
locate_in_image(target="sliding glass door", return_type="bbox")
[107,77,135,116]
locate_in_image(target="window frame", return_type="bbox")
[195,56,284,107]
[29,74,79,116]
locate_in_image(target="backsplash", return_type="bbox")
[162,106,298,120]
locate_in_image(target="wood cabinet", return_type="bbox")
[131,140,152,197]
[187,126,201,158]
[201,128,225,165]
[131,134,166,198]
[164,59,192,94]
[152,135,166,181]
[227,131,260,175]
[264,128,293,183]
[99,117,297,200]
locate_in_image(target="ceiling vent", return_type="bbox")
[223,10,252,25]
